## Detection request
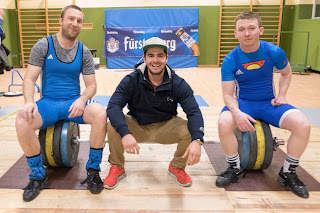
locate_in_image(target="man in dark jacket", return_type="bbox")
[0,9,5,41]
[0,8,11,74]
[104,37,204,189]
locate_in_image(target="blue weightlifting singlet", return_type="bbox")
[41,35,83,100]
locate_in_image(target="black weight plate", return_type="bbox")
[67,122,80,167]
[39,129,49,166]
[53,120,64,167]
[260,120,274,170]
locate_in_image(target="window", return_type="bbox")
[312,0,320,19]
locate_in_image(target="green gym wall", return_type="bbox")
[2,2,320,71]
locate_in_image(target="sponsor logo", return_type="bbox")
[242,60,265,70]
[235,69,243,75]
[106,38,119,53]
[133,30,145,34]
[47,54,53,59]
[123,36,176,52]
[107,31,118,34]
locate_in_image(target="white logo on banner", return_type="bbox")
[106,38,119,53]
[123,36,176,52]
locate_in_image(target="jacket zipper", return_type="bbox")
[144,77,171,96]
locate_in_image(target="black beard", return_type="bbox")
[148,67,165,76]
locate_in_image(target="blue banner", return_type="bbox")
[104,25,199,58]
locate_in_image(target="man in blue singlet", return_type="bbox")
[15,5,107,202]
[216,11,310,198]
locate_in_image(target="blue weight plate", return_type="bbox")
[240,131,250,169]
[60,121,70,167]
[60,121,80,167]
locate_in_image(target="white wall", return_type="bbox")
[0,0,15,9]
[1,0,312,9]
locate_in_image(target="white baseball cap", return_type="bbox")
[143,37,168,53]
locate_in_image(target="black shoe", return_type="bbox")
[81,168,103,194]
[23,176,50,202]
[278,167,309,198]
[216,167,244,188]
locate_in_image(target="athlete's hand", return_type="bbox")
[68,97,86,118]
[122,134,140,155]
[271,96,288,106]
[233,111,256,132]
[19,102,38,120]
[182,140,201,166]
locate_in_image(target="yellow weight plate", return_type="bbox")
[253,120,265,170]
[45,125,57,167]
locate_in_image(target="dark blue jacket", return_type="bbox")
[107,63,204,142]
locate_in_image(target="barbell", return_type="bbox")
[234,120,284,170]
[38,119,284,169]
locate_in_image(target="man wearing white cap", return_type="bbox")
[103,37,204,189]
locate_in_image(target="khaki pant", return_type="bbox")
[108,115,192,169]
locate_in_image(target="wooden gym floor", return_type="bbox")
[0,67,320,212]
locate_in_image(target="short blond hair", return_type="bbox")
[235,11,262,28]
[61,5,83,19]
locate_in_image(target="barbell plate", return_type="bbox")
[53,120,64,167]
[253,120,265,170]
[39,129,49,166]
[247,129,258,170]
[61,121,71,167]
[3,91,23,97]
[234,129,243,159]
[260,121,274,170]
[60,121,80,167]
[240,131,250,169]
[45,125,57,167]
[67,122,80,167]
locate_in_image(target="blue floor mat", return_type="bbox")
[94,95,209,107]
[93,96,111,107]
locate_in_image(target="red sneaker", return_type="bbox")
[103,164,126,190]
[168,161,192,187]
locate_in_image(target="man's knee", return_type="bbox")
[282,112,311,133]
[15,112,27,133]
[177,121,191,139]
[297,116,311,133]
[84,103,107,125]
[218,112,235,135]
[15,110,41,132]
